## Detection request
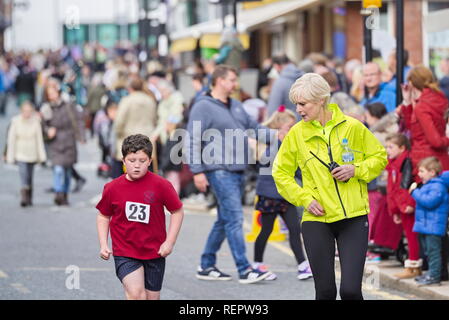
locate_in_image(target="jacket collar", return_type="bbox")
[302,103,346,141]
[386,149,409,171]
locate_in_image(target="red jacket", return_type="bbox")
[386,150,416,216]
[399,88,449,180]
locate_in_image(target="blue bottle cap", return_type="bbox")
[342,138,348,144]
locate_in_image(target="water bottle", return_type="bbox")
[341,138,354,163]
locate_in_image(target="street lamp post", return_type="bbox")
[232,0,237,29]
[396,0,404,107]
[144,0,150,60]
[363,14,373,63]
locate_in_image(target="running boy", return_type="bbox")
[410,157,449,286]
[96,134,184,300]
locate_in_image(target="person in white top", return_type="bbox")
[6,101,46,206]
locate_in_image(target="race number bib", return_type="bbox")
[125,201,150,224]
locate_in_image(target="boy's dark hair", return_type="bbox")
[272,55,291,66]
[385,133,411,150]
[129,76,144,91]
[211,65,238,87]
[366,102,387,120]
[321,71,338,89]
[192,73,204,82]
[121,134,153,159]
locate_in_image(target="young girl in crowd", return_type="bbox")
[410,157,449,286]
[252,106,312,281]
[385,133,422,278]
[364,103,401,263]
[6,101,46,206]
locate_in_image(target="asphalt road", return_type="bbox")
[0,99,418,300]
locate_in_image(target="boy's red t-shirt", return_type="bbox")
[96,172,183,260]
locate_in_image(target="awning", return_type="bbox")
[199,33,250,49]
[169,37,198,54]
[170,0,319,42]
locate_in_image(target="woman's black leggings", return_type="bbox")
[301,215,369,300]
[254,205,306,264]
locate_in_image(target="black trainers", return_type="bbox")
[72,178,86,193]
[196,266,232,281]
[238,268,270,284]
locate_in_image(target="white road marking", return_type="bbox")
[20,267,112,272]
[10,283,31,294]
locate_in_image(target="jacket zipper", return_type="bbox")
[328,120,348,218]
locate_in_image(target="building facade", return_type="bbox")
[5,0,139,51]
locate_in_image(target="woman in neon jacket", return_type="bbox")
[272,73,387,300]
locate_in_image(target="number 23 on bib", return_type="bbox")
[125,201,150,224]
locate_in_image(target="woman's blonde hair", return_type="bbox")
[350,67,364,102]
[289,73,331,107]
[407,65,441,92]
[262,107,297,129]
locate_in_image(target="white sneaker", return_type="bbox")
[238,268,270,284]
[252,263,277,281]
[297,261,313,280]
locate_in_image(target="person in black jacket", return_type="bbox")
[15,62,36,106]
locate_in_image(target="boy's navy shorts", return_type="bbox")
[113,256,166,291]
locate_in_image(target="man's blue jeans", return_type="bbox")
[53,165,72,193]
[201,170,250,275]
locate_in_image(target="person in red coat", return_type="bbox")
[385,133,421,279]
[397,65,449,179]
[397,64,449,281]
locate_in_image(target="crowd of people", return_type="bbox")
[3,38,449,299]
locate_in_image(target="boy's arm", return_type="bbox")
[158,208,184,258]
[96,212,113,260]
[412,185,445,210]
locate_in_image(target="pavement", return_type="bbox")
[183,201,449,300]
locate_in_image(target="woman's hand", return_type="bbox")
[47,127,57,140]
[307,200,325,216]
[401,83,412,105]
[331,165,355,182]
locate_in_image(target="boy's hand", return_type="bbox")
[393,214,402,225]
[158,241,174,258]
[100,246,112,260]
[404,206,414,214]
[409,182,418,194]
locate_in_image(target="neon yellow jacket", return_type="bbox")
[272,103,387,223]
